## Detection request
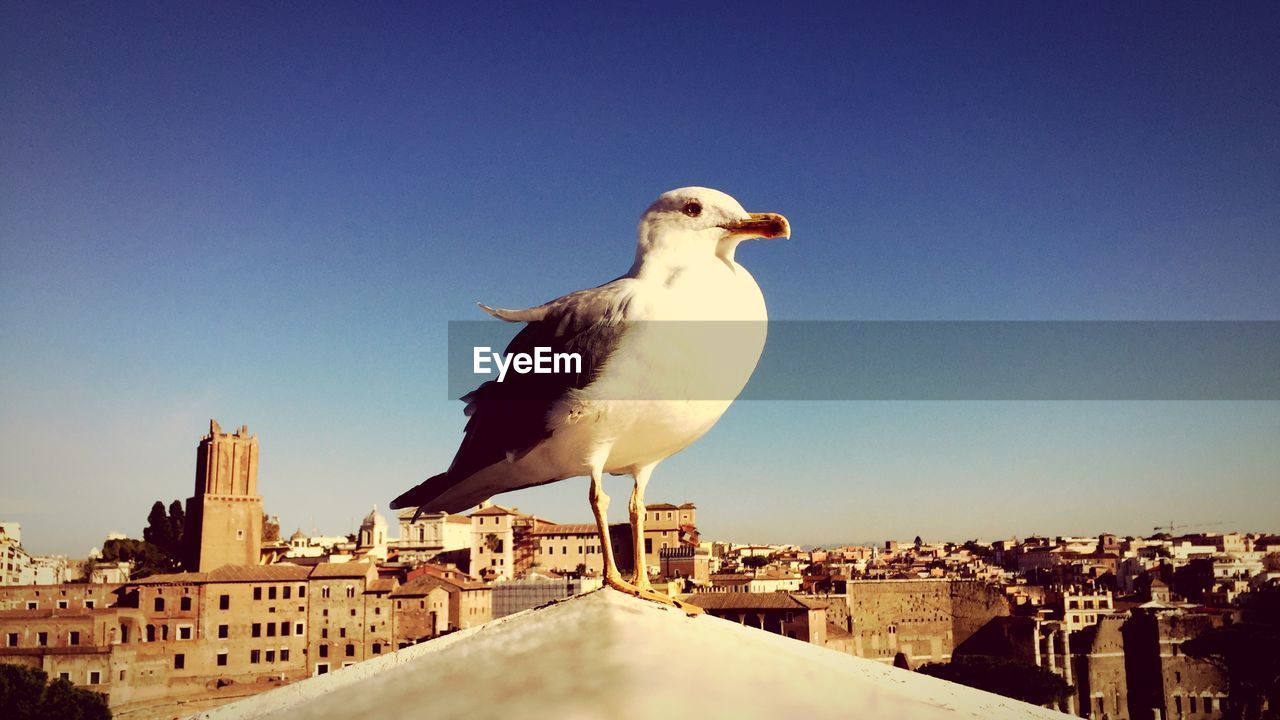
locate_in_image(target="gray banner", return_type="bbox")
[447,321,1280,400]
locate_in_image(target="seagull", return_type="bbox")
[390,187,789,608]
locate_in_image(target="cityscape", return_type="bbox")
[1,420,1276,719]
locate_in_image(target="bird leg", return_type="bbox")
[589,468,631,592]
[628,464,654,591]
[625,464,703,615]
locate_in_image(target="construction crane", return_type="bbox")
[1152,520,1224,535]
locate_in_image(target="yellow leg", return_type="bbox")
[589,468,632,592]
[629,464,654,590]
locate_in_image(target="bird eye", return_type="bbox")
[682,201,702,217]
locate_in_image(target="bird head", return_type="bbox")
[633,187,790,270]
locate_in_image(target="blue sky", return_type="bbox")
[2,3,1278,554]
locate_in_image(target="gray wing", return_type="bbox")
[390,278,637,515]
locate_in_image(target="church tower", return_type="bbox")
[185,419,263,571]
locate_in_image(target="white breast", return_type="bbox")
[580,259,768,470]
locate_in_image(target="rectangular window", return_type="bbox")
[174,653,185,669]
[345,643,355,657]
[281,622,290,636]
[269,586,277,600]
[5,633,16,647]
[299,585,306,598]
[37,632,48,646]
[217,652,227,667]
[339,627,346,638]
[85,600,95,609]
[69,631,80,646]
[179,626,192,640]
[322,628,328,639]
[57,600,69,609]
[218,624,229,638]
[265,650,275,663]
[295,622,304,635]
[219,595,230,610]
[369,625,376,633]
[267,623,276,637]
[252,623,261,638]
[319,645,328,658]
[154,597,165,612]
[26,601,37,610]
[180,596,192,611]
[281,649,290,662]
[254,587,262,600]
[283,587,291,600]
[58,672,70,681]
[250,649,260,664]
[89,671,101,685]
[372,643,381,655]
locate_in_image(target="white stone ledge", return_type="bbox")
[191,588,1072,720]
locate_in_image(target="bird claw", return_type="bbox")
[605,576,702,616]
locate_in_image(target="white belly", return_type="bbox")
[549,260,767,473]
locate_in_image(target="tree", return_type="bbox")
[741,555,770,570]
[0,664,111,720]
[1182,585,1280,720]
[917,656,1072,707]
[167,500,185,555]
[143,501,172,550]
[99,538,172,579]
[262,514,280,543]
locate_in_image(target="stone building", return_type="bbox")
[531,523,604,574]
[1070,615,1130,720]
[306,562,394,675]
[389,577,451,645]
[682,591,841,650]
[356,507,389,561]
[641,502,697,573]
[470,504,519,580]
[1122,609,1228,720]
[185,420,264,572]
[845,579,1011,667]
[393,509,471,563]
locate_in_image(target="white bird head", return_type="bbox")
[633,187,790,271]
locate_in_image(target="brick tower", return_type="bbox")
[185,419,263,571]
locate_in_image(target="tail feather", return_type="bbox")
[389,471,498,519]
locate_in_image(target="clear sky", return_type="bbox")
[3,3,1278,555]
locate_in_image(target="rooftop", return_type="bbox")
[193,589,1070,720]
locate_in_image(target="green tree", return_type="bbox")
[0,664,111,720]
[143,501,172,550]
[99,538,172,579]
[917,656,1072,707]
[741,555,770,570]
[262,514,280,543]
[167,500,186,555]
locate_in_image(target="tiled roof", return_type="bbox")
[682,592,819,611]
[530,523,597,536]
[645,503,679,510]
[367,578,396,593]
[390,576,452,598]
[471,504,517,517]
[133,571,209,585]
[207,565,312,583]
[309,562,374,579]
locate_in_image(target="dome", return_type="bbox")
[360,505,387,530]
[289,528,306,542]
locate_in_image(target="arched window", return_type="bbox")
[154,597,165,612]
